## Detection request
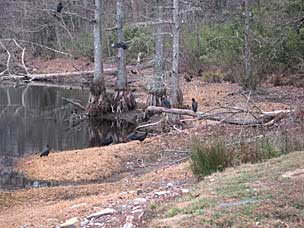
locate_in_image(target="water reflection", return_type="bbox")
[0,85,90,158]
[0,85,91,189]
[0,169,53,190]
[0,85,137,190]
[89,119,136,147]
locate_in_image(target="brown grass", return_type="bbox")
[17,140,161,182]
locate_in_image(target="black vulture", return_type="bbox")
[102,136,113,146]
[57,2,63,13]
[192,98,198,113]
[112,42,128,50]
[127,132,148,142]
[40,145,50,157]
[161,97,171,109]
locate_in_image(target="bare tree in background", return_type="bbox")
[171,0,183,106]
[116,0,127,90]
[243,0,256,90]
[87,0,110,116]
[147,0,166,106]
[113,0,136,113]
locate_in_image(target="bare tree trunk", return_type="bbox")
[113,0,136,113]
[147,0,166,106]
[243,0,256,90]
[87,0,110,116]
[116,0,127,90]
[55,25,62,50]
[131,0,139,22]
[93,0,104,83]
[171,0,183,106]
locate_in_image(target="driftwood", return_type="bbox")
[145,106,294,126]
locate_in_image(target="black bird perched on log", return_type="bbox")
[192,98,198,113]
[127,132,148,142]
[40,145,50,157]
[56,2,63,13]
[161,97,171,109]
[112,42,128,50]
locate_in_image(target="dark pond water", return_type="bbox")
[0,85,91,190]
[0,85,90,158]
[0,85,138,190]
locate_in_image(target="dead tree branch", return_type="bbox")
[146,106,294,127]
[12,39,30,76]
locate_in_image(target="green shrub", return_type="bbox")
[180,0,304,86]
[109,28,154,61]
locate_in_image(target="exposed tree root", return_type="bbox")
[112,90,136,113]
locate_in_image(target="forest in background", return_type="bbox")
[0,0,303,88]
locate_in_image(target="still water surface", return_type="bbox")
[0,85,90,189]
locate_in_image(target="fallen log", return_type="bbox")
[146,106,197,117]
[1,62,154,82]
[145,106,294,126]
[30,71,93,81]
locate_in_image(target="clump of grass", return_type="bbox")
[201,71,225,83]
[166,208,182,217]
[190,138,230,177]
[149,203,157,210]
[190,127,304,177]
[258,140,282,160]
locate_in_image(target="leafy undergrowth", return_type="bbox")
[150,151,304,227]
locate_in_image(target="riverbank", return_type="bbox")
[1,61,304,227]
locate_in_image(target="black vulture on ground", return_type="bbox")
[192,98,198,113]
[112,42,128,50]
[161,97,171,109]
[102,136,113,146]
[127,132,148,142]
[57,2,63,13]
[40,145,50,157]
